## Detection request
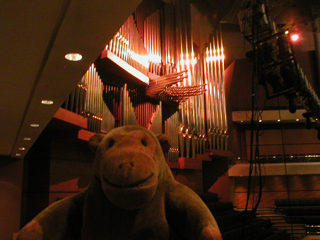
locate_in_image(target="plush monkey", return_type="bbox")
[17,125,222,240]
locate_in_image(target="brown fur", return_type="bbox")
[17,125,222,240]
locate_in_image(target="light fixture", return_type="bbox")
[296,119,300,122]
[277,119,281,122]
[263,71,284,94]
[65,53,82,61]
[19,147,25,151]
[15,153,22,157]
[277,35,291,60]
[291,34,299,42]
[41,100,54,105]
[30,123,40,127]
[23,137,31,141]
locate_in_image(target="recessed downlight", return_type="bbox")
[19,147,26,151]
[30,123,40,127]
[15,153,22,157]
[23,137,31,141]
[41,100,54,105]
[65,53,82,61]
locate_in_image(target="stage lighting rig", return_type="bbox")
[238,0,320,138]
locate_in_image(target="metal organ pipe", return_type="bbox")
[203,38,228,151]
[82,64,110,133]
[60,64,113,133]
[61,1,229,162]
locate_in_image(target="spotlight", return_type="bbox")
[303,113,312,129]
[261,42,275,65]
[288,97,297,114]
[280,62,297,89]
[276,35,291,60]
[262,70,283,94]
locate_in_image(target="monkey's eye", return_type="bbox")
[141,138,147,146]
[108,139,115,148]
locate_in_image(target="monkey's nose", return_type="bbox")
[118,161,135,169]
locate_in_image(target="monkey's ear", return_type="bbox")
[88,133,106,153]
[156,134,171,155]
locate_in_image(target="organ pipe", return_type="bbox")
[62,0,229,162]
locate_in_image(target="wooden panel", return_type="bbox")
[235,191,320,208]
[78,129,95,141]
[179,157,202,169]
[288,175,320,191]
[49,178,85,205]
[50,159,93,186]
[172,169,203,193]
[244,127,320,158]
[246,129,283,146]
[234,176,288,192]
[283,128,320,144]
[284,144,320,154]
[230,163,320,176]
[235,175,320,192]
[246,144,320,157]
[99,50,149,85]
[234,175,320,208]
[235,191,287,208]
[50,139,94,162]
[246,145,284,157]
[54,108,87,128]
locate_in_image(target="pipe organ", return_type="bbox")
[62,0,229,162]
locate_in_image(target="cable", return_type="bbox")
[277,99,295,238]
[241,4,266,238]
[241,10,259,239]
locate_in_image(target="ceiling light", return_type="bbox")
[41,100,54,105]
[15,153,22,157]
[30,123,39,127]
[23,137,31,141]
[291,34,299,42]
[65,53,82,61]
[277,119,281,122]
[19,147,25,151]
[296,119,300,121]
